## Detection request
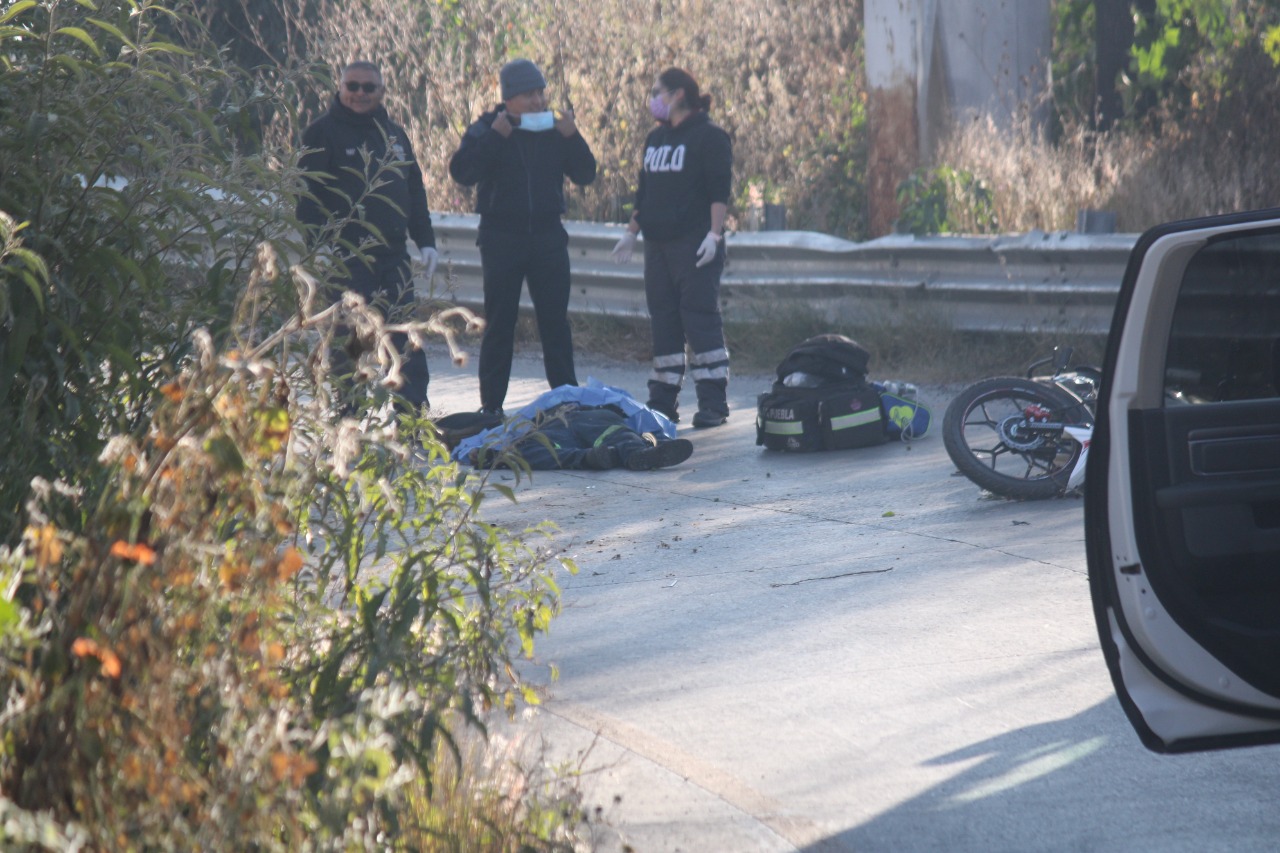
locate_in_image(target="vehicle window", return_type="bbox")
[1164,231,1280,404]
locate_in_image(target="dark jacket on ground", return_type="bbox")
[634,111,733,242]
[297,94,436,255]
[448,106,597,233]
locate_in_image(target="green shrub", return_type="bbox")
[894,165,998,236]
[0,0,302,543]
[0,2,585,848]
[0,247,578,850]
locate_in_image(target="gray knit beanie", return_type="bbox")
[500,59,547,100]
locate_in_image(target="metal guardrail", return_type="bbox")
[429,213,1137,336]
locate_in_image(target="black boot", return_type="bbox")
[692,379,729,428]
[646,379,681,423]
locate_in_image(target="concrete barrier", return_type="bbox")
[428,213,1136,335]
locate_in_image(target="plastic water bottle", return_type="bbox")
[881,380,917,400]
[783,371,823,388]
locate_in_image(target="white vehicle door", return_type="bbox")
[1085,209,1280,753]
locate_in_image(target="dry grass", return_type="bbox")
[290,0,867,236]
[938,107,1280,235]
[398,714,604,852]
[506,305,1105,386]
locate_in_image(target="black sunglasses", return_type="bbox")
[344,81,379,94]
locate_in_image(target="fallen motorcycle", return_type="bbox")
[942,347,1098,500]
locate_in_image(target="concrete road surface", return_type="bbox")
[425,347,1280,853]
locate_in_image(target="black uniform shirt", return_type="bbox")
[449,106,597,233]
[296,95,435,255]
[634,111,733,242]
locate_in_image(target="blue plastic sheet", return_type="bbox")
[451,378,677,464]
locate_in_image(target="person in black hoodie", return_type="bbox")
[611,67,733,428]
[296,61,437,415]
[449,58,597,415]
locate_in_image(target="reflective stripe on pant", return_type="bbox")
[643,234,728,412]
[478,225,578,411]
[649,350,686,389]
[691,347,729,413]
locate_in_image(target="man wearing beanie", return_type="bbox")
[449,58,597,415]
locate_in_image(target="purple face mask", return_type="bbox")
[649,94,670,121]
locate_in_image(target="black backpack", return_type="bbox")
[772,333,871,383]
[756,335,886,452]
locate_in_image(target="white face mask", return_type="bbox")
[516,110,555,132]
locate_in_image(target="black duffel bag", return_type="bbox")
[756,378,886,452]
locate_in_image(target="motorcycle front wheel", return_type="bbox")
[942,377,1091,500]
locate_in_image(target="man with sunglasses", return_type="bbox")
[297,61,438,416]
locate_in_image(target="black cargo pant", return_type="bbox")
[332,250,429,413]
[477,225,578,411]
[642,234,729,420]
[508,405,654,470]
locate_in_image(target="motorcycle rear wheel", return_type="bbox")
[942,377,1091,500]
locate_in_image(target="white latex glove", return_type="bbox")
[694,231,722,268]
[611,230,638,264]
[419,246,439,283]
[410,245,440,284]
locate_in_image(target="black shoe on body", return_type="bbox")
[624,438,694,471]
[436,410,504,450]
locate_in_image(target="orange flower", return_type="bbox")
[26,524,63,567]
[71,637,122,678]
[269,751,318,787]
[275,547,303,582]
[121,753,144,783]
[269,752,289,781]
[110,540,156,565]
[238,628,260,655]
[100,648,122,678]
[219,559,249,589]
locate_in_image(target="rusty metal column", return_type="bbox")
[864,0,925,238]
